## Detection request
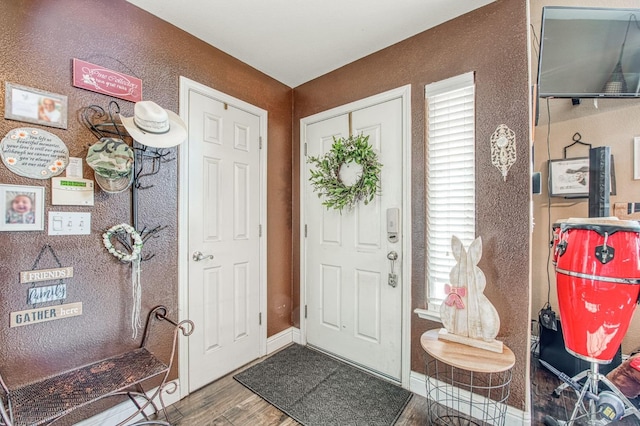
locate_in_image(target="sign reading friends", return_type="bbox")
[0,128,68,179]
[20,266,73,284]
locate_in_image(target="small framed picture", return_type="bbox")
[4,82,68,129]
[0,184,45,231]
[549,158,590,197]
[549,156,616,198]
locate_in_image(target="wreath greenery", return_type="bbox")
[307,134,382,212]
[102,223,143,262]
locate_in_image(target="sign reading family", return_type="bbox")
[27,284,67,305]
[72,59,142,103]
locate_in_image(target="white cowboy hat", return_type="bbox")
[120,101,187,148]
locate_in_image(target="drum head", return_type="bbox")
[561,217,640,235]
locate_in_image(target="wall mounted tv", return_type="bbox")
[537,6,640,98]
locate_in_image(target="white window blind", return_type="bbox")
[425,72,475,311]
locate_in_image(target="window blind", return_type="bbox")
[425,72,475,307]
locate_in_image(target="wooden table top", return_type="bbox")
[420,329,515,374]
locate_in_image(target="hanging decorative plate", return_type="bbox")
[0,127,69,179]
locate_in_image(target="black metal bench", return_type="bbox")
[0,306,194,426]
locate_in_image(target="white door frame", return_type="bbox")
[299,85,412,388]
[177,76,268,398]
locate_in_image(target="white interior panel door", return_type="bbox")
[304,97,404,381]
[188,89,261,392]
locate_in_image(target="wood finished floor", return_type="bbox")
[163,349,430,426]
[162,346,640,425]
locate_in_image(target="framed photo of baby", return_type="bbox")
[0,184,44,231]
[4,82,68,129]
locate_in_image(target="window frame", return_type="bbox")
[415,72,476,322]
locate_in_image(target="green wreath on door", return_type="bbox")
[307,134,382,212]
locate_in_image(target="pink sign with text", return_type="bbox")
[72,59,142,102]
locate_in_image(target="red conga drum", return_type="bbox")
[555,217,640,363]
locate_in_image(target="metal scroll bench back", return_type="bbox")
[0,306,194,426]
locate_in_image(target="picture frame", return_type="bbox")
[548,156,616,198]
[4,82,68,129]
[0,184,45,231]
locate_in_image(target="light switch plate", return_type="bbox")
[48,212,91,235]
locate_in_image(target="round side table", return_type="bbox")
[420,329,516,426]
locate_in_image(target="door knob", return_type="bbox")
[192,251,214,262]
[387,251,398,287]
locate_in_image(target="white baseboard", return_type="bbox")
[75,379,181,426]
[409,371,530,426]
[266,326,301,354]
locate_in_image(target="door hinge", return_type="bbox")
[259,224,262,237]
[304,305,308,319]
[304,224,307,238]
[259,312,262,325]
[259,136,263,149]
[304,142,307,157]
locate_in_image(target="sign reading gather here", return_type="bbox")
[10,302,82,328]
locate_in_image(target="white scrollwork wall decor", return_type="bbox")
[490,124,516,181]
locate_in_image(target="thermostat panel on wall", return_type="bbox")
[51,177,94,206]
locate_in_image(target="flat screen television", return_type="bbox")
[537,6,640,98]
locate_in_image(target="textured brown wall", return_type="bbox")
[0,0,293,398]
[1,0,532,418]
[293,0,531,410]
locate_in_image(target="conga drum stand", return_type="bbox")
[543,360,640,425]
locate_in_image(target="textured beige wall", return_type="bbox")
[531,102,640,353]
[530,0,640,354]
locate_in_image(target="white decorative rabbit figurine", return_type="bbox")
[440,235,502,351]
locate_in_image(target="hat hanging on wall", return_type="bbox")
[86,138,134,193]
[120,100,187,148]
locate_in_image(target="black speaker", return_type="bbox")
[588,146,611,218]
[539,318,622,377]
[532,172,541,194]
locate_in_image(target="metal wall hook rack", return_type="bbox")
[113,225,167,262]
[81,101,175,190]
[81,101,174,261]
[133,144,174,190]
[81,101,128,142]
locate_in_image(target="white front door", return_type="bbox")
[185,84,265,392]
[302,90,408,382]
